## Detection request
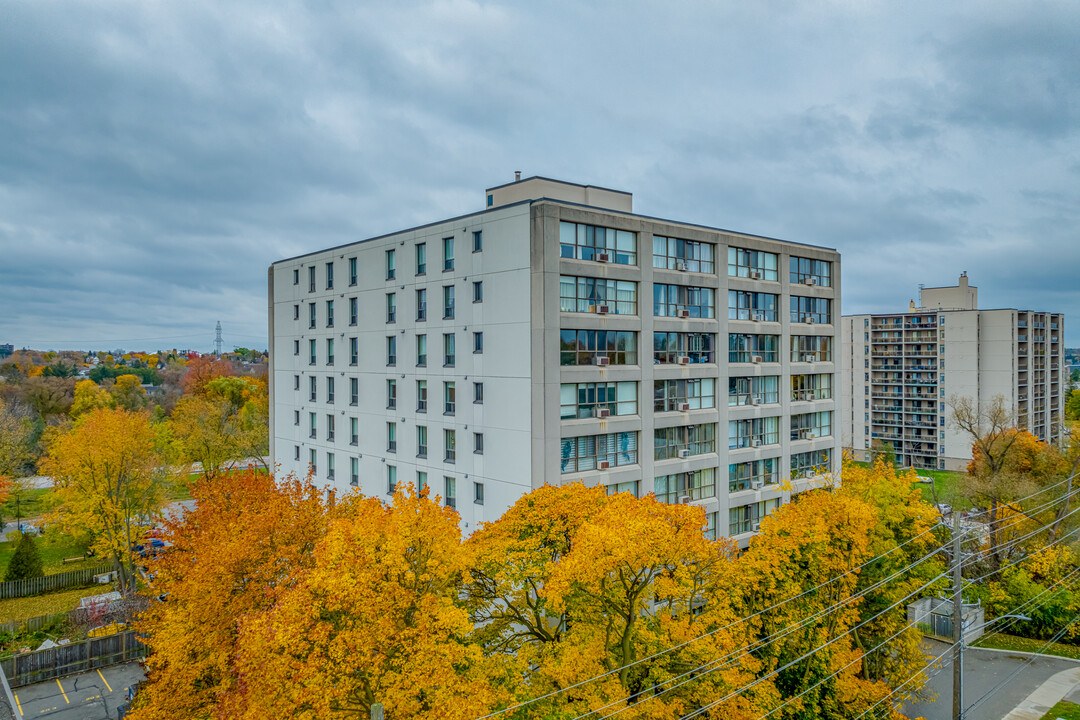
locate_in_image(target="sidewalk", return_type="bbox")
[1001,664,1080,720]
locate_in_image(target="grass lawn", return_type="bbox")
[1040,700,1080,720]
[0,488,54,525]
[0,533,90,575]
[0,586,103,624]
[974,632,1080,661]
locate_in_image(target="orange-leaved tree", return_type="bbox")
[228,486,497,720]
[130,469,331,720]
[43,407,165,595]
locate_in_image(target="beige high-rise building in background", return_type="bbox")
[842,273,1066,471]
[268,176,842,543]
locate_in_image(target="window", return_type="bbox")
[474,481,484,504]
[350,297,358,326]
[416,426,428,458]
[789,256,831,287]
[385,249,396,280]
[350,337,358,366]
[560,276,637,315]
[473,332,483,354]
[294,410,300,425]
[386,379,397,409]
[559,221,636,265]
[728,334,780,363]
[729,458,778,492]
[326,377,335,404]
[309,448,317,474]
[728,376,779,406]
[308,266,316,292]
[654,424,716,460]
[416,289,427,320]
[474,432,484,454]
[386,336,397,365]
[294,340,300,356]
[473,281,483,303]
[349,257,357,286]
[325,262,334,290]
[309,376,317,402]
[605,481,640,497]
[444,429,456,462]
[790,296,831,324]
[294,374,300,391]
[309,339,317,365]
[325,338,334,365]
[416,243,426,275]
[444,382,455,414]
[790,411,832,441]
[417,334,427,366]
[325,455,336,482]
[728,291,779,321]
[351,457,359,486]
[309,303,316,329]
[728,417,780,449]
[326,300,334,327]
[473,382,484,404]
[559,330,638,366]
[727,247,778,280]
[387,465,397,494]
[705,512,717,540]
[443,285,455,319]
[350,378,359,406]
[791,374,832,401]
[654,469,716,503]
[444,477,456,509]
[387,422,397,452]
[417,471,428,494]
[560,432,639,473]
[417,380,428,412]
[444,333,456,366]
[653,284,714,318]
[295,445,300,460]
[472,230,483,252]
[443,236,454,271]
[654,379,716,412]
[350,417,358,446]
[653,332,715,364]
[293,304,299,321]
[729,499,780,535]
[791,336,833,362]
[293,268,299,285]
[791,450,831,479]
[386,293,396,323]
[652,236,715,273]
[326,414,335,441]
[561,382,637,419]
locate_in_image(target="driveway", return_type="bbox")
[903,640,1080,720]
[11,661,144,719]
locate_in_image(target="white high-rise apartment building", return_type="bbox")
[842,273,1066,471]
[269,177,841,541]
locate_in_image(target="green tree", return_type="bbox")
[0,398,37,477]
[5,532,44,581]
[1065,388,1080,422]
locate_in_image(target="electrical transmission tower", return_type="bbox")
[214,321,223,357]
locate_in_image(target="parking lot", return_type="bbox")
[11,662,144,719]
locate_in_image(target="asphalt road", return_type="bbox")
[903,641,1080,720]
[11,662,144,719]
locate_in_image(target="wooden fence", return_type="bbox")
[0,630,145,687]
[0,612,69,638]
[0,565,113,600]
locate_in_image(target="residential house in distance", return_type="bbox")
[842,273,1065,471]
[268,176,842,543]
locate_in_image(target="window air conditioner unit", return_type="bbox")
[678,448,691,459]
[593,407,611,419]
[677,356,691,365]
[803,354,816,363]
[680,495,692,504]
[750,270,762,280]
[804,277,817,286]
[594,356,610,366]
[597,460,610,470]
[751,522,761,532]
[751,479,764,490]
[752,312,764,322]
[678,402,691,412]
[596,305,610,315]
[596,252,610,263]
[752,355,763,364]
[750,397,761,406]
[678,309,691,319]
[806,316,816,324]
[750,439,760,448]
[799,429,811,440]
[676,260,688,272]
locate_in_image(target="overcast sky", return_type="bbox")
[2,0,1078,352]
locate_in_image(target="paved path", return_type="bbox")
[904,641,1080,720]
[12,662,144,719]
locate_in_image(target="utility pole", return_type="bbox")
[952,510,964,720]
